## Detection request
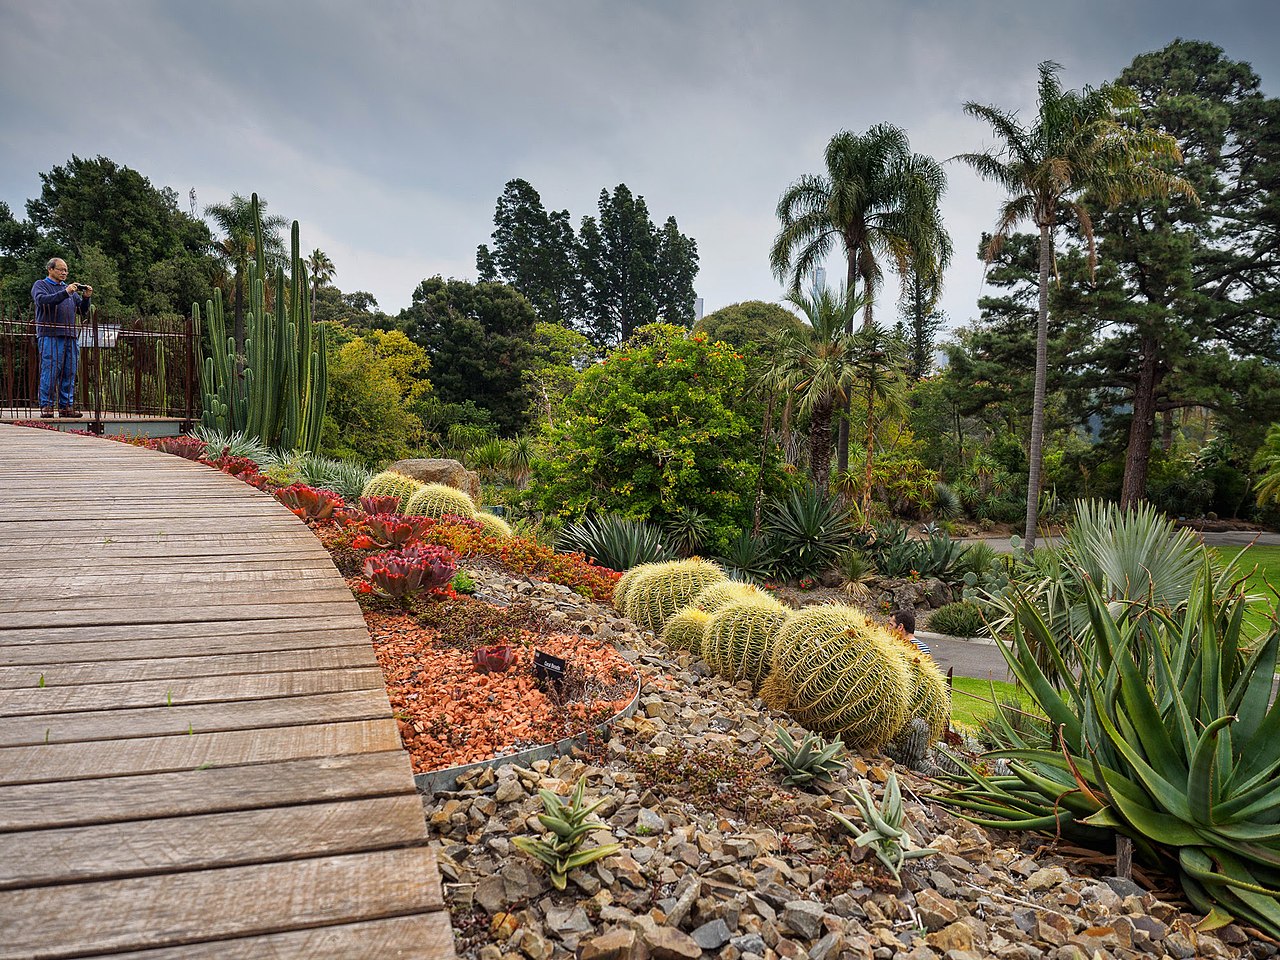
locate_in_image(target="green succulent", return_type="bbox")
[474,511,514,539]
[661,608,711,654]
[404,482,480,520]
[702,596,789,689]
[765,724,847,788]
[830,771,937,883]
[621,559,728,636]
[937,561,1280,936]
[510,777,622,891]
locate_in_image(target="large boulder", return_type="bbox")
[385,458,481,503]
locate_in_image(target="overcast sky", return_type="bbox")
[3,1,1278,331]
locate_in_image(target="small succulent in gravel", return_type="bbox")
[830,771,937,883]
[511,776,622,891]
[765,724,847,788]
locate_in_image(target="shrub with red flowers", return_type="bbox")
[362,545,458,599]
[274,483,344,522]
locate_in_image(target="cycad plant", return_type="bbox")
[938,567,1280,936]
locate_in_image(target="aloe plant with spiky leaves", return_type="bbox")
[362,546,457,599]
[765,725,847,788]
[831,771,937,883]
[511,777,622,891]
[936,562,1280,936]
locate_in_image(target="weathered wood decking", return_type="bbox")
[0,425,453,959]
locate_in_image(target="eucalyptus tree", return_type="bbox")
[958,61,1194,548]
[771,124,951,471]
[761,286,867,493]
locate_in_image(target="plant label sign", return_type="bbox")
[533,649,567,690]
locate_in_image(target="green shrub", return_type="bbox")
[928,601,986,638]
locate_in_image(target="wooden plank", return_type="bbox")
[0,667,384,715]
[0,615,362,648]
[0,794,428,889]
[0,599,358,630]
[0,751,416,832]
[0,846,444,960]
[0,688,393,746]
[0,580,355,612]
[0,717,402,785]
[98,913,455,960]
[3,566,338,587]
[0,646,377,688]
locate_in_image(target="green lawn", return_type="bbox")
[949,675,1031,730]
[1210,544,1280,637]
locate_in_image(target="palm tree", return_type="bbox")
[848,324,909,514]
[305,248,336,322]
[771,124,951,471]
[205,193,288,351]
[958,61,1195,549]
[761,286,866,493]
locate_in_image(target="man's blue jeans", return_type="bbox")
[38,335,78,410]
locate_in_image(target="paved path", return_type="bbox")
[0,425,453,959]
[961,530,1280,553]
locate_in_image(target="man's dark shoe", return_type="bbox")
[39,406,55,419]
[58,408,83,419]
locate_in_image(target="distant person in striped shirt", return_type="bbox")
[890,608,932,657]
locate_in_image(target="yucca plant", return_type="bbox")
[937,565,1280,936]
[831,771,937,883]
[511,777,622,891]
[765,725,847,788]
[558,515,674,572]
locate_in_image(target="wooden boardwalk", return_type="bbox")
[0,425,453,959]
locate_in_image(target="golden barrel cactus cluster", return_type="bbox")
[615,560,950,751]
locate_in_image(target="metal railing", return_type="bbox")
[1,306,198,433]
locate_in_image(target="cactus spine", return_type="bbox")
[688,581,763,614]
[474,512,514,539]
[194,195,327,452]
[614,563,666,613]
[660,608,710,654]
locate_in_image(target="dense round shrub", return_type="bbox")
[928,601,987,638]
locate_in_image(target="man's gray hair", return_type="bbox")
[46,257,64,272]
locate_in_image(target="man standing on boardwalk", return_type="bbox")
[31,258,91,418]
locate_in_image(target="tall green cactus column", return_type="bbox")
[194,194,328,452]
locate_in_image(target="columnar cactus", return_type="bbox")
[702,597,790,689]
[766,604,913,748]
[660,608,711,654]
[621,559,728,636]
[361,471,425,513]
[195,195,327,452]
[404,483,480,520]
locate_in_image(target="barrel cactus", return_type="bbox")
[661,608,711,654]
[621,559,728,636]
[360,471,424,513]
[766,604,913,748]
[404,482,479,520]
[474,511,514,539]
[614,562,665,614]
[688,581,765,614]
[899,646,951,744]
[702,597,790,689]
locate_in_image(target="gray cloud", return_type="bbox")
[3,0,1277,327]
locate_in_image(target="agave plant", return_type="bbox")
[831,771,937,883]
[937,565,1280,936]
[192,426,272,462]
[296,455,374,503]
[764,485,853,581]
[716,530,775,583]
[765,725,847,788]
[662,505,712,557]
[512,777,622,891]
[362,545,457,599]
[558,515,674,572]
